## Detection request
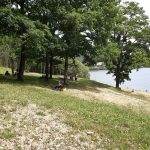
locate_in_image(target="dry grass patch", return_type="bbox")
[65,87,150,113]
[0,104,105,150]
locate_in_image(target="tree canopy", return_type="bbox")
[102,1,150,88]
[0,0,150,88]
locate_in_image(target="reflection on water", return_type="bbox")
[90,68,150,92]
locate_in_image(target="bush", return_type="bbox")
[75,60,89,78]
[67,59,89,79]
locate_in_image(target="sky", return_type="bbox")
[129,0,150,19]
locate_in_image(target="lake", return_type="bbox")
[90,68,150,92]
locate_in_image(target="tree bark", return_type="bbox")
[17,46,26,80]
[64,49,69,85]
[10,58,15,75]
[45,51,49,80]
[17,0,26,81]
[115,74,120,89]
[115,57,121,89]
[49,52,53,79]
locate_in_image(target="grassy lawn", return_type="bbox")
[0,67,150,149]
[0,66,11,74]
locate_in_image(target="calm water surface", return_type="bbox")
[90,68,150,92]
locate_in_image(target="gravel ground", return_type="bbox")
[0,104,104,150]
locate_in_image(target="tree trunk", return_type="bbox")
[49,52,53,79]
[115,58,121,89]
[64,49,69,85]
[45,52,49,80]
[17,46,26,80]
[115,74,120,89]
[40,63,42,73]
[10,58,15,75]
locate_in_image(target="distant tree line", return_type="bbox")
[0,0,150,88]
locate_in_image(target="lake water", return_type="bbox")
[90,68,150,92]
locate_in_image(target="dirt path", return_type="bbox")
[65,88,150,113]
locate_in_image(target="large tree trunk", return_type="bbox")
[17,1,26,81]
[45,52,49,80]
[49,52,53,79]
[115,58,121,89]
[64,49,69,85]
[115,74,120,89]
[17,46,26,80]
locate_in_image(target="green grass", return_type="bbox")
[1,130,16,139]
[36,111,45,116]
[0,66,11,74]
[0,68,150,149]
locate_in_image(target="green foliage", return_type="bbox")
[80,0,119,65]
[1,0,148,84]
[1,130,16,139]
[0,5,52,74]
[0,35,21,54]
[21,27,46,59]
[56,59,89,78]
[0,36,21,67]
[75,60,89,78]
[36,111,45,116]
[103,1,150,88]
[0,7,16,35]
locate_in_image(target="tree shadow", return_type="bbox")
[0,74,113,93]
[0,74,59,90]
[67,78,111,92]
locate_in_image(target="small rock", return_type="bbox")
[87,131,94,135]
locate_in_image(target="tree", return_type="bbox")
[0,7,22,71]
[27,0,63,80]
[0,1,52,80]
[59,0,119,84]
[81,0,119,65]
[60,12,83,84]
[0,36,21,74]
[103,1,150,88]
[0,0,120,84]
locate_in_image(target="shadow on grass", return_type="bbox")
[0,74,58,90]
[1,74,149,102]
[0,73,112,92]
[67,78,111,92]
